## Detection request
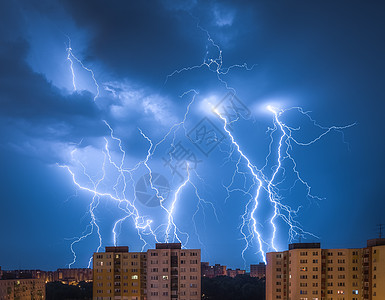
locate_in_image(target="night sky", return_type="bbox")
[1,0,385,271]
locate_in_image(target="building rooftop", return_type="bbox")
[155,243,182,250]
[367,238,385,247]
[289,243,321,250]
[105,246,129,253]
[251,262,266,266]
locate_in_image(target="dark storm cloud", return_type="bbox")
[0,0,184,164]
[0,38,106,143]
[59,0,207,87]
[0,1,107,162]
[0,0,102,128]
[0,41,98,119]
[0,1,24,40]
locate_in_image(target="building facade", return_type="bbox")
[201,263,226,278]
[0,278,45,300]
[54,268,92,283]
[250,263,266,278]
[226,268,245,278]
[1,270,53,283]
[93,246,147,300]
[266,239,385,300]
[93,243,201,300]
[1,268,91,284]
[147,243,201,300]
[363,239,385,299]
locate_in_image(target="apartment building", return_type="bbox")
[226,268,245,278]
[363,239,385,299]
[147,243,201,300]
[201,263,227,278]
[93,246,147,300]
[1,269,53,282]
[266,239,385,300]
[93,243,201,300]
[54,268,93,283]
[1,268,91,284]
[250,263,266,278]
[0,278,45,300]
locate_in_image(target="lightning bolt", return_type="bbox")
[214,108,267,263]
[60,121,162,266]
[66,36,100,101]
[61,85,218,264]
[63,148,104,268]
[59,17,355,268]
[137,129,191,247]
[190,170,219,252]
[264,105,356,248]
[166,20,256,93]
[164,166,191,244]
[214,104,355,264]
[166,16,356,264]
[102,121,160,250]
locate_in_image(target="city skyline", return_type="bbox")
[1,0,385,271]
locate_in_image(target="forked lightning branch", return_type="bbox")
[60,20,355,268]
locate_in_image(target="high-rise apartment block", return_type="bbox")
[266,239,385,300]
[363,239,385,299]
[93,246,147,300]
[93,243,201,300]
[147,243,200,300]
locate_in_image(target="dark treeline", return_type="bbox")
[46,275,265,300]
[202,275,265,300]
[46,281,92,300]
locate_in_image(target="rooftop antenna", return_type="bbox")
[377,224,384,238]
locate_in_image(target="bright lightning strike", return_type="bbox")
[66,36,100,101]
[166,21,256,92]
[265,105,355,247]
[60,17,355,268]
[213,103,355,264]
[214,108,267,263]
[60,86,217,265]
